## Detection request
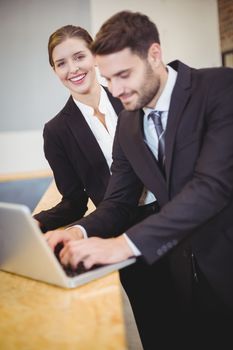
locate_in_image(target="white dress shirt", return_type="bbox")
[143,65,177,159]
[73,86,118,169]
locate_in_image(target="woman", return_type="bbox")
[34,25,124,231]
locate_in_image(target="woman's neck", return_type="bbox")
[72,80,101,111]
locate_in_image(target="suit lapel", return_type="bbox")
[127,110,169,206]
[64,97,110,181]
[165,61,192,186]
[123,61,192,206]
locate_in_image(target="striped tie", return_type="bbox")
[148,110,165,174]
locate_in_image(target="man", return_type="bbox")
[45,11,233,349]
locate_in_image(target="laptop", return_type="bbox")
[0,202,136,288]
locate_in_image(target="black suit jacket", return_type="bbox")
[77,61,233,308]
[34,88,123,231]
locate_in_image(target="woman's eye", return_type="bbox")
[57,61,65,67]
[74,54,85,61]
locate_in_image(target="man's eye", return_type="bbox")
[121,73,129,79]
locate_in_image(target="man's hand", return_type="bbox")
[44,227,84,251]
[59,235,135,269]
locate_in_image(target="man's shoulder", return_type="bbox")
[169,59,233,78]
[170,60,233,92]
[193,66,233,93]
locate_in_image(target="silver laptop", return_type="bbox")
[0,202,136,288]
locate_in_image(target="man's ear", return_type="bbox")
[148,43,161,67]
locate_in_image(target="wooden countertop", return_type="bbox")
[0,180,128,350]
[0,270,126,350]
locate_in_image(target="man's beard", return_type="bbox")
[124,61,160,111]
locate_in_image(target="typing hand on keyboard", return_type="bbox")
[54,242,101,277]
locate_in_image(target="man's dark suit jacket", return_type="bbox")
[77,60,233,309]
[34,88,123,231]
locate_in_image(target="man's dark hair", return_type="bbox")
[91,11,160,58]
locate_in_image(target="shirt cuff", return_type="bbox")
[66,225,88,239]
[65,226,141,256]
[123,233,141,256]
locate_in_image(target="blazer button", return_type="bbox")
[161,245,167,253]
[157,248,163,256]
[167,242,173,249]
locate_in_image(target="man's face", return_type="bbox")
[96,48,161,110]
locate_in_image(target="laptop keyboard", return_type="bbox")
[54,243,101,277]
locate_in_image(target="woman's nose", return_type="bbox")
[69,61,79,74]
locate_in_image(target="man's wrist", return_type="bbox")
[65,226,84,239]
[66,225,87,239]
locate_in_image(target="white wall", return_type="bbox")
[0,131,49,175]
[0,0,222,175]
[90,0,221,68]
[0,0,91,175]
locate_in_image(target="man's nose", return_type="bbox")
[109,80,124,98]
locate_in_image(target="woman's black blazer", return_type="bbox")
[34,88,123,231]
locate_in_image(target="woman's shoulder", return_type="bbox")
[44,96,76,129]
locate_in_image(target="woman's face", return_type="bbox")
[52,37,96,98]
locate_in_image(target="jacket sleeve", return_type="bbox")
[34,124,88,232]
[72,117,144,236]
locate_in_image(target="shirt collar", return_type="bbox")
[143,65,177,118]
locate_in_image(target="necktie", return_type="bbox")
[148,110,165,173]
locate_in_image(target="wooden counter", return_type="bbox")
[0,269,126,350]
[0,180,128,349]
